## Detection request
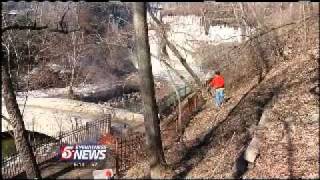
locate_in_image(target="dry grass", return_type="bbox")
[124,54,318,178]
[123,160,149,179]
[243,53,319,178]
[124,3,319,179]
[184,52,318,178]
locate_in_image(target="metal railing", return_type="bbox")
[178,91,205,133]
[1,84,206,179]
[114,132,146,177]
[112,88,206,178]
[1,114,111,179]
[158,85,193,116]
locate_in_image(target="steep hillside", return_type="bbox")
[177,14,319,178]
[124,6,319,179]
[181,52,318,179]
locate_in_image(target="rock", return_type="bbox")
[248,124,257,136]
[258,112,268,126]
[247,163,255,170]
[244,137,260,163]
[284,116,294,123]
[310,113,319,123]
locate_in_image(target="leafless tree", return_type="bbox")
[2,51,42,178]
[67,31,85,98]
[147,4,202,88]
[132,2,167,178]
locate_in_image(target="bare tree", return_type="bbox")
[132,2,167,178]
[147,5,202,88]
[157,15,192,88]
[67,31,84,98]
[0,4,85,178]
[151,52,191,87]
[158,20,183,133]
[301,2,307,53]
[2,53,41,178]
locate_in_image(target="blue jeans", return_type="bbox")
[214,88,224,107]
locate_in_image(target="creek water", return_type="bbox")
[2,79,172,160]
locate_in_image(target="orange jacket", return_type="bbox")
[210,75,224,89]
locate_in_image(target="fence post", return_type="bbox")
[124,137,127,170]
[85,122,89,141]
[115,138,119,177]
[106,116,111,134]
[184,85,187,97]
[59,132,63,147]
[194,94,198,111]
[188,97,192,114]
[119,137,123,175]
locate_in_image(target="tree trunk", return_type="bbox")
[159,56,191,87]
[165,37,202,86]
[309,2,313,16]
[132,2,167,178]
[159,33,192,87]
[239,3,250,29]
[232,3,246,42]
[147,6,202,88]
[68,64,75,98]
[2,57,41,178]
[302,2,307,52]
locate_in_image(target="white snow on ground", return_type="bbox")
[1,97,144,136]
[2,80,145,137]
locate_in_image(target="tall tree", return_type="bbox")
[132,2,167,178]
[2,53,42,178]
[157,14,192,88]
[147,6,202,87]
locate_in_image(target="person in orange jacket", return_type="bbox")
[210,70,225,107]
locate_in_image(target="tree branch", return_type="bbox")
[214,14,317,66]
[2,24,80,34]
[2,24,48,32]
[150,53,191,87]
[147,4,202,87]
[1,115,13,126]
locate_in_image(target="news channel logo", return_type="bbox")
[59,144,109,162]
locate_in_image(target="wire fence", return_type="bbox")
[158,85,193,117]
[114,132,147,177]
[2,84,206,179]
[113,87,206,178]
[1,114,111,179]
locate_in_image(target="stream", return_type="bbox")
[1,79,177,161]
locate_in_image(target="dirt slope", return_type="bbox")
[123,11,319,179]
[123,49,318,179]
[180,52,318,178]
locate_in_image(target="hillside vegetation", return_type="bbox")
[124,2,319,178]
[1,2,318,179]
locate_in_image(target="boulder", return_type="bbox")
[244,137,260,163]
